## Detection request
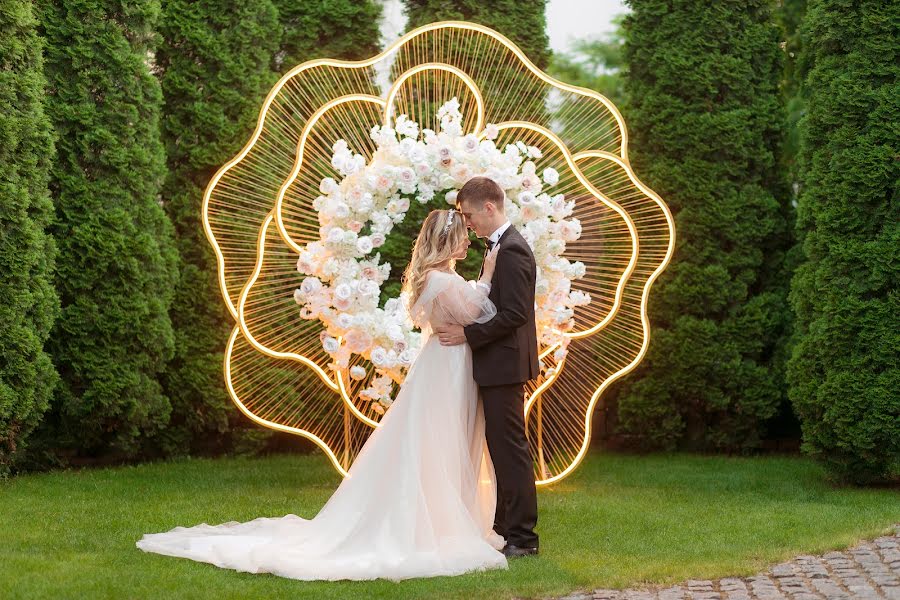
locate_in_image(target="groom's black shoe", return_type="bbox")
[502,544,539,558]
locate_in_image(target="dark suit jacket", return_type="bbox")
[464,225,540,387]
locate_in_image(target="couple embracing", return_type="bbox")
[137,177,541,581]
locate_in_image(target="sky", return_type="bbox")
[546,0,628,54]
[378,0,629,56]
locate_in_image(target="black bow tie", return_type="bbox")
[485,238,495,250]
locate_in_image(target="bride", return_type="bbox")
[136,208,508,581]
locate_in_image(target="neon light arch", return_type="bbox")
[202,21,674,484]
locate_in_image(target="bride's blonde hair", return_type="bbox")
[402,209,469,307]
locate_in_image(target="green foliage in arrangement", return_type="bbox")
[787,0,899,484]
[34,0,179,459]
[0,0,61,475]
[154,0,384,456]
[612,0,795,452]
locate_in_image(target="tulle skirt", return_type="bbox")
[136,336,508,581]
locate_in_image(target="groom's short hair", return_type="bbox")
[457,177,505,212]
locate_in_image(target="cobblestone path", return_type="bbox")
[544,524,900,600]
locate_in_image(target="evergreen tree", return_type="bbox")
[613,0,794,451]
[271,0,382,71]
[156,0,383,454]
[0,0,60,474]
[403,0,550,70]
[35,0,178,458]
[788,0,899,483]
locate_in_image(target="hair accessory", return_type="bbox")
[441,209,456,236]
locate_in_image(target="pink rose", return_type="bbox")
[333,295,352,311]
[345,330,373,353]
[347,220,363,233]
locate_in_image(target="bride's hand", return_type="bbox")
[480,245,500,283]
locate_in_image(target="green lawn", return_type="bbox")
[2,451,898,599]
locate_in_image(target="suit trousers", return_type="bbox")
[480,382,539,549]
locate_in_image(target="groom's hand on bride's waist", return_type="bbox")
[436,325,466,346]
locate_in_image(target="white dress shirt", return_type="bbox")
[476,220,511,293]
[487,220,512,246]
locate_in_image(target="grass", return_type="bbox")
[1,450,898,599]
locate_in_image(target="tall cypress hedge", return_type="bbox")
[0,0,60,474]
[788,0,899,483]
[156,0,383,455]
[403,0,549,70]
[35,0,179,458]
[614,0,794,451]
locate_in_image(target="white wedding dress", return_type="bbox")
[136,270,508,581]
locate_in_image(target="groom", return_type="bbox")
[436,176,541,558]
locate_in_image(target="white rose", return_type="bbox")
[322,336,340,353]
[398,166,415,185]
[542,167,560,186]
[546,239,565,255]
[358,279,379,297]
[326,227,344,244]
[483,123,499,140]
[570,290,591,305]
[356,236,374,255]
[357,193,374,213]
[319,177,338,195]
[335,314,353,330]
[350,365,367,381]
[342,230,358,245]
[300,276,322,295]
[518,191,536,205]
[346,155,365,176]
[386,323,404,342]
[371,233,386,247]
[332,140,348,154]
[398,349,414,365]
[570,261,587,279]
[408,145,426,163]
[335,202,350,218]
[334,283,353,300]
[293,289,305,304]
[445,190,458,205]
[370,346,388,366]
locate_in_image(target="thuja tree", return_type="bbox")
[612,0,794,451]
[36,0,178,457]
[788,0,899,484]
[156,0,382,455]
[0,0,60,473]
[403,0,550,69]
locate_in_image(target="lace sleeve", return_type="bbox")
[408,271,496,329]
[430,276,497,326]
